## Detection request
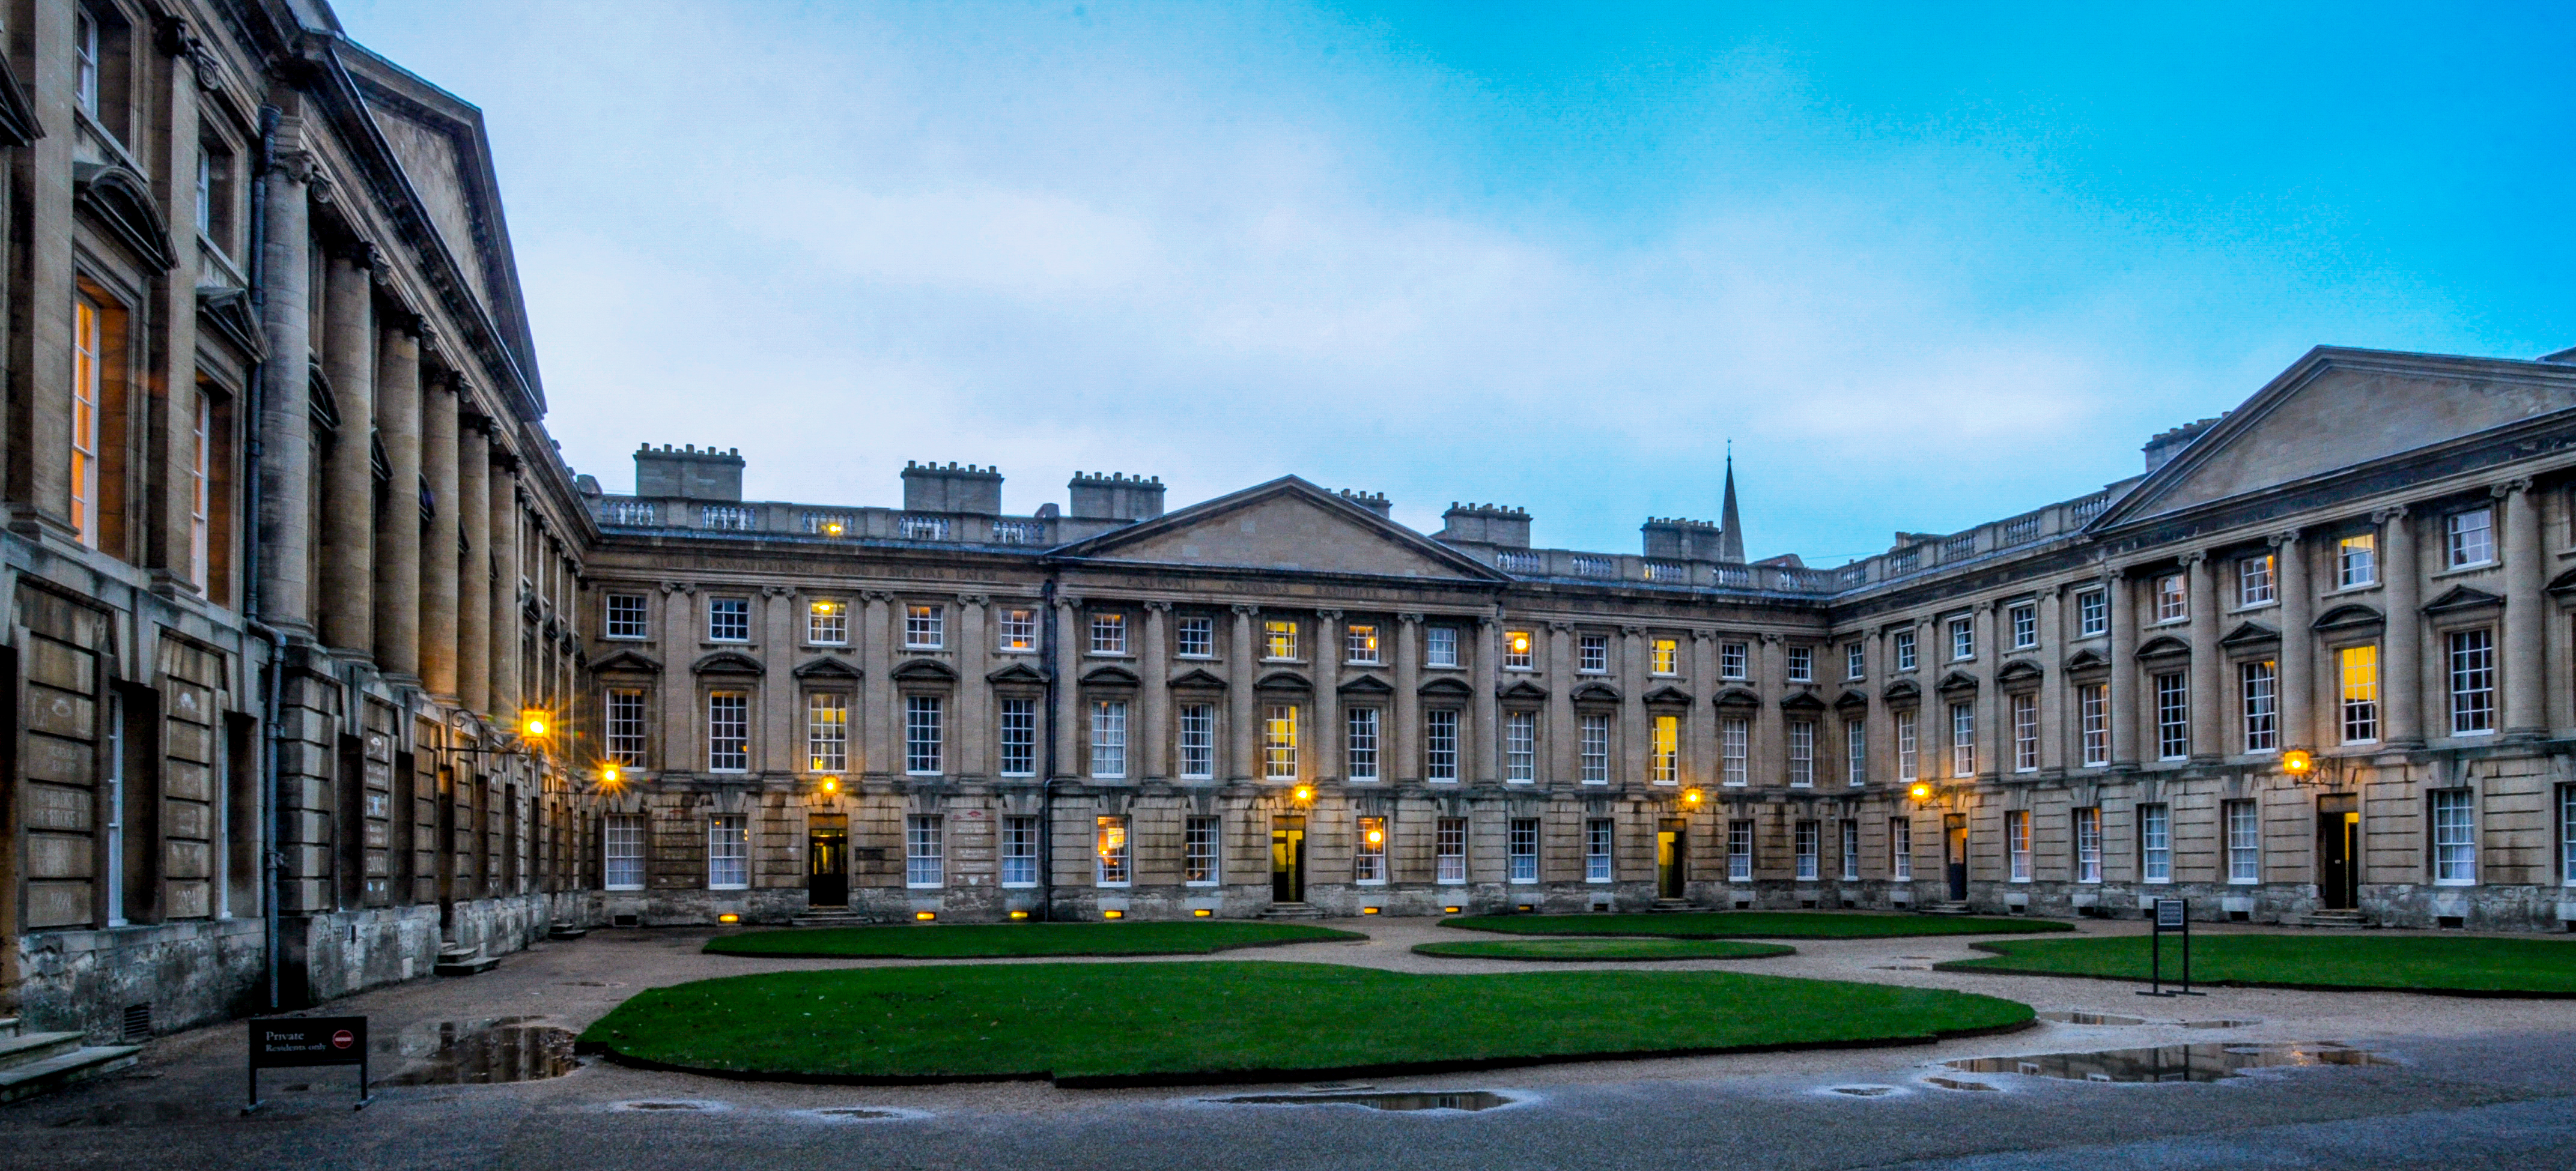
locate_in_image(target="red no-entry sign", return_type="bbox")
[332,1030,355,1049]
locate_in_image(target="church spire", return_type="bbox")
[1719,443,1745,563]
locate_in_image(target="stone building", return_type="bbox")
[582,346,2576,935]
[0,0,597,1048]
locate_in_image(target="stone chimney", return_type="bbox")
[1338,489,1392,518]
[1068,471,1164,522]
[1437,503,1531,548]
[1641,516,1724,561]
[2143,415,2226,474]
[634,443,744,501]
[901,461,1003,514]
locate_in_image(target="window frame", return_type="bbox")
[1721,716,1750,785]
[2139,803,2172,883]
[1720,641,1749,679]
[1840,818,1861,881]
[1652,637,1680,676]
[2224,799,2259,884]
[2241,659,2278,753]
[1794,820,1820,881]
[1177,703,1215,779]
[1435,817,1467,884]
[1895,708,1918,782]
[1095,815,1131,886]
[2077,589,2108,636]
[1949,701,1975,776]
[604,592,651,640]
[905,814,944,888]
[706,691,750,773]
[1425,626,1460,668]
[2075,806,2103,883]
[1503,710,1537,782]
[808,599,849,646]
[1585,818,1614,883]
[2337,533,2377,589]
[1424,709,1459,781]
[2446,507,2495,569]
[2008,603,2037,649]
[1344,623,1381,665]
[1948,616,1975,661]
[1175,614,1214,658]
[2431,788,2476,885]
[1345,706,1381,781]
[2079,682,2109,767]
[2154,671,2189,760]
[998,696,1037,776]
[2154,573,2187,623]
[605,688,649,767]
[2011,692,2038,772]
[1503,629,1534,670]
[1507,818,1540,883]
[1579,712,1611,784]
[1263,618,1300,661]
[2339,644,2380,744]
[603,814,646,891]
[1090,698,1129,779]
[706,596,751,643]
[1891,818,1913,881]
[1263,703,1300,780]
[1787,718,1815,787]
[1355,816,1388,884]
[1786,644,1814,683]
[2237,553,2276,607]
[1089,612,1128,656]
[706,814,750,891]
[902,693,943,776]
[1577,632,1608,674]
[999,608,1039,652]
[1845,717,1867,786]
[1728,820,1754,882]
[1651,713,1680,785]
[1000,815,1040,887]
[903,603,944,649]
[1184,815,1221,886]
[1894,629,1917,672]
[2006,809,2031,883]
[806,691,849,774]
[2448,628,2496,736]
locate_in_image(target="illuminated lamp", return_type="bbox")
[914,911,936,921]
[1514,903,1536,913]
[2282,749,2315,778]
[1192,908,1213,917]
[1009,909,1031,920]
[600,764,622,786]
[1365,827,1385,846]
[820,776,840,794]
[1292,785,1315,804]
[1442,906,1463,915]
[1908,782,1934,802]
[1362,907,1381,915]
[520,712,550,739]
[1683,788,1704,807]
[822,521,845,537]
[717,913,741,925]
[1102,909,1125,919]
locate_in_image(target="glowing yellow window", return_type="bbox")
[1265,619,1299,660]
[1344,623,1379,664]
[1263,704,1300,779]
[1651,638,1678,675]
[1651,715,1679,783]
[2339,644,2380,743]
[1504,629,1534,670]
[807,599,847,645]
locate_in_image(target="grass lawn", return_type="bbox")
[1412,937,1795,962]
[1438,910,2076,940]
[582,961,2032,1085]
[702,921,1363,959]
[1941,933,2576,996]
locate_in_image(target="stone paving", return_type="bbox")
[2,916,2572,1169]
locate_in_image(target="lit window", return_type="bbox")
[2075,806,2102,883]
[1894,630,1917,672]
[1840,820,1861,881]
[1000,608,1038,652]
[1264,619,1299,660]
[998,697,1037,776]
[904,694,943,775]
[1722,716,1749,785]
[706,815,748,889]
[1095,815,1130,886]
[2155,673,2189,760]
[2006,810,2031,882]
[2140,803,2172,883]
[2155,573,2187,623]
[1346,623,1380,664]
[1504,711,1536,782]
[71,295,102,548]
[1845,642,1865,680]
[1845,718,1867,785]
[1891,818,1913,880]
[1950,702,1975,776]
[1652,715,1679,784]
[1787,719,1814,787]
[2012,692,2038,772]
[2077,590,2108,636]
[1504,629,1534,670]
[806,692,848,773]
[1001,816,1039,886]
[1949,616,1975,661]
[1728,820,1754,882]
[1176,614,1213,657]
[1090,699,1128,778]
[2432,790,2474,885]
[1580,713,1610,784]
[606,689,648,767]
[1090,613,1127,655]
[1355,817,1388,883]
[1895,709,1919,781]
[1263,704,1299,779]
[2446,507,2494,568]
[1508,818,1539,883]
[904,604,943,649]
[1426,627,1459,668]
[1578,633,1608,673]
[2238,554,2276,607]
[807,599,848,645]
[1586,819,1614,882]
[706,597,750,642]
[2225,799,2259,884]
[1425,710,1459,781]
[2009,604,2037,649]
[1653,638,1679,676]
[2340,645,2380,743]
[1346,707,1381,781]
[2337,534,2377,588]
[1795,820,1820,880]
[1720,641,1748,679]
[2449,629,2495,735]
[604,815,645,891]
[1787,645,1813,683]
[1178,704,1214,779]
[1436,817,1467,883]
[906,815,944,888]
[1185,816,1221,885]
[606,593,650,640]
[2080,683,2110,767]
[2241,660,2277,752]
[706,692,749,772]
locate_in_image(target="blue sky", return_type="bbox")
[335,1,2573,566]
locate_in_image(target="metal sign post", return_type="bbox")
[2138,898,2205,997]
[246,1015,372,1113]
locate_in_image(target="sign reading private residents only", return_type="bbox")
[246,1015,372,1112]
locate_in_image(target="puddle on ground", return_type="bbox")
[1945,1042,2390,1084]
[556,981,627,988]
[1924,1076,1996,1092]
[792,1106,928,1122]
[1829,1085,1897,1097]
[376,1017,580,1085]
[2181,1019,2259,1029]
[1217,1091,1512,1112]
[1868,964,1931,971]
[615,1100,723,1112]
[2037,1011,2148,1026]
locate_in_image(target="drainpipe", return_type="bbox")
[1036,576,1057,922]
[246,104,287,1011]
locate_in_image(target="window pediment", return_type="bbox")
[1570,681,1621,704]
[1781,691,1826,712]
[2312,603,2384,631]
[1498,679,1550,701]
[2423,584,2504,616]
[1080,664,1142,688]
[1338,673,1394,695]
[2134,635,2192,661]
[1833,688,1870,711]
[1935,670,1980,694]
[587,649,663,675]
[890,658,957,682]
[1996,659,2044,684]
[1880,679,1921,703]
[1167,667,1229,691]
[792,655,862,679]
[985,662,1046,685]
[1254,669,1311,692]
[1714,685,1762,710]
[73,162,177,271]
[1417,677,1474,698]
[691,650,763,676]
[1643,684,1695,707]
[2219,621,2279,649]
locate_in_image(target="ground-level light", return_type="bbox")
[914,911,936,921]
[520,710,550,739]
[1103,909,1125,919]
[820,776,839,794]
[1192,908,1212,917]
[717,913,741,925]
[600,764,621,786]
[1362,907,1381,915]
[1442,906,1463,914]
[1009,909,1030,920]
[1683,788,1704,807]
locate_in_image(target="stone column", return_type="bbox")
[316,252,375,655]
[1228,604,1258,780]
[1620,626,1649,785]
[761,586,797,775]
[488,469,522,719]
[2039,586,2067,772]
[419,374,461,699]
[2106,569,2137,767]
[1862,627,1888,785]
[956,594,990,777]
[2274,530,2313,751]
[1472,617,1500,782]
[1140,602,1170,780]
[255,143,317,633]
[2377,507,2423,746]
[1394,614,1422,783]
[659,583,696,772]
[864,592,897,776]
[1313,610,1341,782]
[2500,479,2545,737]
[1977,601,2002,777]
[2186,551,2220,760]
[457,420,492,715]
[1545,622,1575,783]
[1690,630,1718,787]
[1754,634,1784,785]
[371,327,423,678]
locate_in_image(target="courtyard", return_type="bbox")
[5,916,2574,1170]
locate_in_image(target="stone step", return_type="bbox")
[790,912,868,928]
[1260,903,1323,920]
[546,924,589,941]
[1918,901,1978,916]
[0,1032,82,1074]
[434,952,499,977]
[0,1044,141,1104]
[2286,912,2373,929]
[1647,900,1697,913]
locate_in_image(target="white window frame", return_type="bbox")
[1652,638,1679,676]
[998,697,1037,776]
[2449,628,2496,736]
[2011,692,2038,772]
[1720,641,1749,679]
[905,815,944,888]
[706,814,749,890]
[1426,626,1460,668]
[605,688,648,767]
[1794,820,1820,881]
[807,599,848,646]
[1176,614,1214,658]
[2337,534,2377,588]
[1895,709,1918,782]
[2077,589,2108,636]
[1507,818,1540,883]
[2080,682,2110,767]
[605,593,650,640]
[1891,818,1913,881]
[2076,806,2103,883]
[1435,817,1467,884]
[1651,714,1680,785]
[1949,616,1975,661]
[1345,623,1381,665]
[904,604,944,649]
[2559,785,2575,888]
[706,692,750,773]
[1846,642,1866,680]
[2432,789,2475,885]
[1355,816,1388,884]
[1894,629,1917,672]
[2006,809,2031,883]
[2225,799,2259,884]
[1950,701,1976,776]
[2446,507,2494,569]
[806,692,848,774]
[1001,815,1039,887]
[2155,573,2187,623]
[903,694,943,775]
[1722,716,1749,785]
[1090,612,1128,655]
[1579,713,1610,784]
[2009,604,2037,649]
[1787,644,1814,683]
[1000,608,1039,652]
[1095,815,1131,886]
[1184,815,1221,886]
[1346,707,1381,781]
[1264,619,1300,661]
[1578,633,1608,673]
[604,814,646,891]
[2238,554,2276,607]
[2241,659,2277,752]
[1585,818,1614,883]
[706,596,750,643]
[1787,719,1814,787]
[2155,672,2190,760]
[1845,718,1867,786]
[1091,699,1129,779]
[1840,818,1861,881]
[2140,803,2172,883]
[2341,644,2380,743]
[1503,629,1534,670]
[1426,709,1459,781]
[1504,710,1537,782]
[1178,703,1215,779]
[1728,820,1755,882]
[1262,704,1300,779]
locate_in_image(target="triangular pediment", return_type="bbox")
[1049,477,1510,581]
[1936,671,1981,694]
[1338,674,1394,695]
[1833,688,1870,710]
[2094,349,2576,527]
[1997,659,2045,683]
[2424,584,2505,615]
[1168,668,1228,690]
[692,650,763,675]
[793,655,862,679]
[2219,622,2280,648]
[588,649,663,675]
[986,662,1046,685]
[1498,680,1550,701]
[1882,679,1921,702]
[1781,692,1826,712]
[1645,685,1696,707]
[2064,649,2107,672]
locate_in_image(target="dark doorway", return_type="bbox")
[1944,814,1970,901]
[808,814,849,908]
[1271,815,1307,904]
[1656,820,1686,898]
[2317,797,2359,910]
